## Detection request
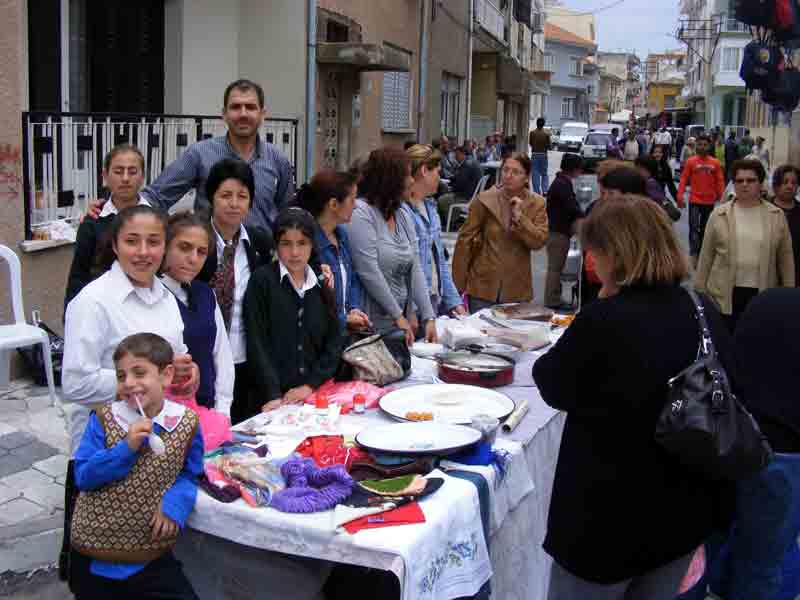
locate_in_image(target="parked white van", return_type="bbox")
[558,122,589,152]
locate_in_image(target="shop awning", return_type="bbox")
[317,43,411,72]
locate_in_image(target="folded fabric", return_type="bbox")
[332,503,397,530]
[343,502,425,534]
[295,435,373,470]
[349,457,436,482]
[270,457,354,513]
[346,477,445,509]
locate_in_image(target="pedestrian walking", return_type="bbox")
[529,117,552,195]
[770,165,800,285]
[676,135,726,261]
[724,131,740,182]
[694,159,795,331]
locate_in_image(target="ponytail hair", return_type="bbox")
[294,169,357,218]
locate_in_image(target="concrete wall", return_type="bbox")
[545,86,590,128]
[425,0,470,143]
[471,53,498,124]
[546,40,590,91]
[790,112,800,168]
[239,0,308,178]
[750,125,792,167]
[546,9,595,42]
[1,0,73,380]
[317,0,421,162]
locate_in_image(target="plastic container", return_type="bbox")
[352,393,366,414]
[315,392,329,413]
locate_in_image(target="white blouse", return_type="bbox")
[62,261,187,455]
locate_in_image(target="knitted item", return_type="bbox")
[71,405,198,563]
[269,458,354,513]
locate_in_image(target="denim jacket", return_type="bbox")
[401,199,462,312]
[314,224,363,326]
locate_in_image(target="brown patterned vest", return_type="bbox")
[71,403,198,563]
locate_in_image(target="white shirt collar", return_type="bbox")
[99,195,150,218]
[211,221,249,253]
[109,261,169,305]
[278,261,319,297]
[159,274,189,304]
[111,398,187,433]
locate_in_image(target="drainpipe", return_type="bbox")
[305,0,318,183]
[465,0,474,140]
[417,0,430,142]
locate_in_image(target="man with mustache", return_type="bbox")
[89,80,294,237]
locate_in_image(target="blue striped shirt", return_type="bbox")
[141,135,295,234]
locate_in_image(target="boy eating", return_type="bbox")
[69,333,203,599]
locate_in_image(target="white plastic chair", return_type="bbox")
[0,245,57,405]
[446,174,490,232]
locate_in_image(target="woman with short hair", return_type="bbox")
[695,159,795,330]
[346,147,437,345]
[452,153,548,313]
[534,195,734,600]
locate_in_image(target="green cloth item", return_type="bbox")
[359,475,419,495]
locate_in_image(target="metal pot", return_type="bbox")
[435,348,515,388]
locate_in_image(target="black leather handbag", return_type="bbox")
[655,289,773,480]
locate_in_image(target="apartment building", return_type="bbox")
[543,23,599,127]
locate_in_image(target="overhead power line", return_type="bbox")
[548,0,627,17]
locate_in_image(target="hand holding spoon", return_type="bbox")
[134,395,166,456]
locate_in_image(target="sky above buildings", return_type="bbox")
[559,0,682,58]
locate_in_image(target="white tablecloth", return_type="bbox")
[178,343,566,600]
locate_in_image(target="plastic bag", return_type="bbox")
[166,390,232,452]
[303,379,387,411]
[17,321,63,386]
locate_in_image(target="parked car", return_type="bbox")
[580,131,615,172]
[558,122,589,152]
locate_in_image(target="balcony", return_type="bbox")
[717,13,748,34]
[474,0,506,46]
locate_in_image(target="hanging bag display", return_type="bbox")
[740,40,784,92]
[734,0,778,27]
[655,289,773,481]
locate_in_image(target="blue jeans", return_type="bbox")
[532,153,549,194]
[677,453,800,600]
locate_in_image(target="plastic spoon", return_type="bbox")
[134,395,166,456]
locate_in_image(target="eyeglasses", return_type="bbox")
[501,167,525,177]
[734,178,759,184]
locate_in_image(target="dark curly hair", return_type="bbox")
[358,147,411,219]
[205,159,255,209]
[772,164,799,191]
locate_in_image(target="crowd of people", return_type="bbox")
[55,77,800,600]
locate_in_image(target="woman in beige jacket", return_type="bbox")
[452,154,549,313]
[695,159,795,330]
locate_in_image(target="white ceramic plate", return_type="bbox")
[356,422,482,455]
[379,384,515,425]
[410,342,445,359]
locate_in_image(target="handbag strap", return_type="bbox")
[685,288,716,358]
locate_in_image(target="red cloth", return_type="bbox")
[295,435,373,470]
[343,502,425,534]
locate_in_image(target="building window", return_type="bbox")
[561,97,576,118]
[440,72,462,138]
[382,70,412,130]
[721,47,741,72]
[544,53,555,72]
[570,57,584,77]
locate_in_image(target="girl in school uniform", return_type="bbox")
[160,211,235,417]
[242,208,345,419]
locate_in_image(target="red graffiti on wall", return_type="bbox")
[0,144,22,200]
